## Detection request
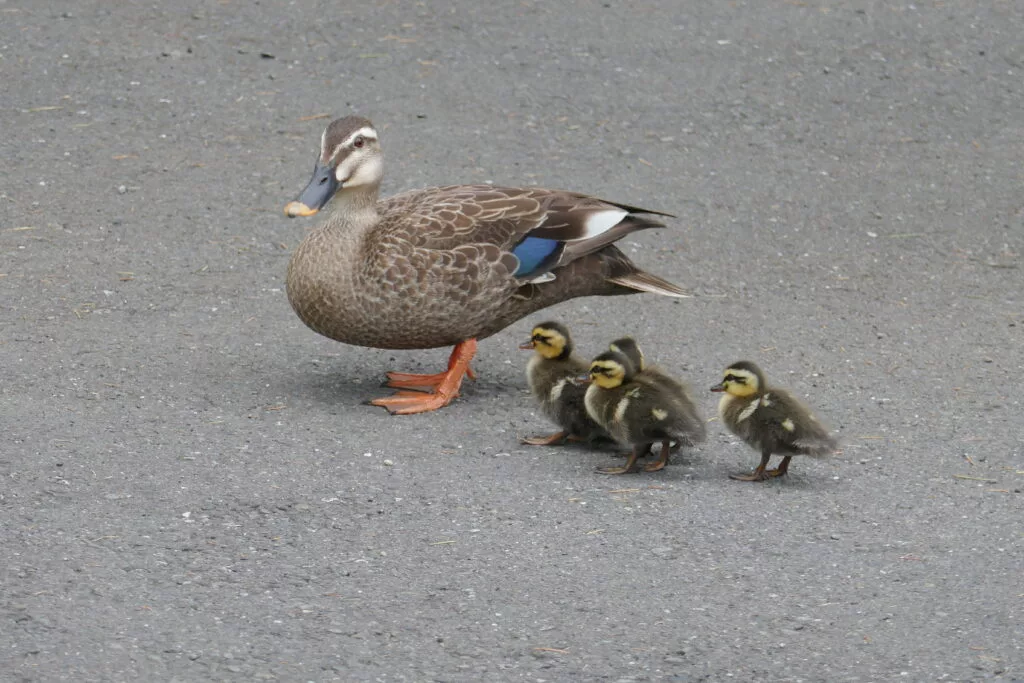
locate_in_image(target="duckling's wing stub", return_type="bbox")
[759,391,837,456]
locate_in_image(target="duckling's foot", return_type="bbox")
[764,456,792,478]
[729,452,772,482]
[522,431,572,446]
[597,450,642,475]
[729,470,770,482]
[642,441,672,472]
[370,339,477,414]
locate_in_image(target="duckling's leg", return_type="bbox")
[643,440,672,472]
[597,445,648,475]
[522,431,575,446]
[370,340,478,414]
[764,455,792,478]
[729,450,773,482]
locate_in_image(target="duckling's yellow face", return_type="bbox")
[710,367,759,397]
[589,358,628,389]
[528,326,568,360]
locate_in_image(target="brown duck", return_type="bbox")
[283,115,689,414]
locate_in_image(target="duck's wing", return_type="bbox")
[378,185,674,283]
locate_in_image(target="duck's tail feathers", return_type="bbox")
[608,270,690,298]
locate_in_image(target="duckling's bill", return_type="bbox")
[284,162,339,217]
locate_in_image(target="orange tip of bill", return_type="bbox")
[284,201,318,217]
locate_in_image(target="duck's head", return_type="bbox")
[519,321,573,360]
[710,360,764,397]
[608,337,646,371]
[284,116,383,217]
[586,350,636,390]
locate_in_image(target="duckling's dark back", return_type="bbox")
[723,387,835,457]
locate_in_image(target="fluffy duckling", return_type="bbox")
[711,360,838,482]
[584,350,707,474]
[608,337,701,414]
[520,321,607,446]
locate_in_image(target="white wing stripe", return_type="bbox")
[575,209,628,240]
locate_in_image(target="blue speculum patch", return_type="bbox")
[512,236,561,277]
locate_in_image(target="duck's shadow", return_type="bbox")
[270,357,523,413]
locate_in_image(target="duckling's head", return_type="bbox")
[519,321,573,360]
[587,350,636,390]
[710,360,765,397]
[608,337,646,371]
[285,116,383,217]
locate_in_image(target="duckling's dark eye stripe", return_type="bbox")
[725,374,745,383]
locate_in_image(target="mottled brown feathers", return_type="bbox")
[286,117,687,351]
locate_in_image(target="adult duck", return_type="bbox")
[283,115,688,414]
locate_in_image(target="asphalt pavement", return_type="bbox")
[2,1,1022,680]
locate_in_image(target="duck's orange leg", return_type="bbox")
[385,363,476,391]
[370,339,478,414]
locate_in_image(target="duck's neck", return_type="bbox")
[326,183,381,229]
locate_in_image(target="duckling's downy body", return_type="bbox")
[711,361,837,481]
[283,116,689,414]
[608,337,703,428]
[521,322,607,445]
[585,350,706,474]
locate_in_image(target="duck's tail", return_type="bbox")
[602,245,690,298]
[608,270,690,298]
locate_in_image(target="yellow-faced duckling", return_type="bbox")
[711,360,838,482]
[283,115,689,414]
[584,350,707,474]
[520,321,608,446]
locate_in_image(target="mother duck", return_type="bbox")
[283,115,688,414]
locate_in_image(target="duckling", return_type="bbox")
[609,337,701,409]
[608,336,705,453]
[520,321,608,446]
[710,361,838,482]
[584,350,707,474]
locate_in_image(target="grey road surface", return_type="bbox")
[2,1,1022,681]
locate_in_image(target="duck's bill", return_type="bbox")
[284,201,318,217]
[518,341,536,350]
[284,162,338,217]
[709,382,725,392]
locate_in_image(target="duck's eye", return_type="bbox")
[353,136,365,149]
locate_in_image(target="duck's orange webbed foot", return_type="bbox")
[385,365,477,391]
[370,339,478,415]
